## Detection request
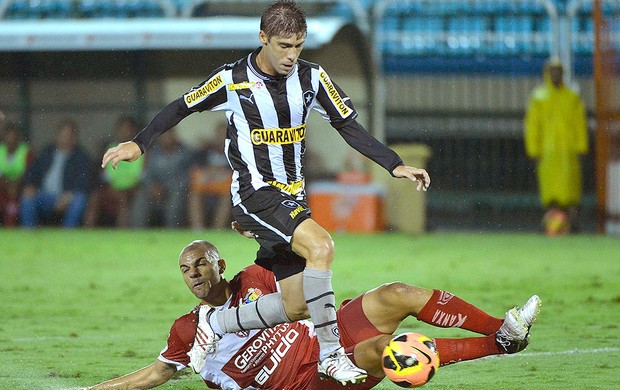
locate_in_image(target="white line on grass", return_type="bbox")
[507,347,620,358]
[456,347,620,365]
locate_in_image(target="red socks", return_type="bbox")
[417,290,503,336]
[434,334,505,366]
[416,290,508,365]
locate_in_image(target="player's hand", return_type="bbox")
[231,221,256,239]
[101,141,142,169]
[392,165,430,191]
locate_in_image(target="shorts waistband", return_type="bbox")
[267,179,305,195]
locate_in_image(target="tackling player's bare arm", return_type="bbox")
[87,359,175,389]
[101,141,142,170]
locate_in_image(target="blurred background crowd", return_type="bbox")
[0,112,233,230]
[0,0,618,234]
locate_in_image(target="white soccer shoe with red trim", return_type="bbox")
[318,347,368,385]
[187,305,220,373]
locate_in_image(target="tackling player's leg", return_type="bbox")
[345,283,541,366]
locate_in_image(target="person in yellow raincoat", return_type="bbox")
[524,57,589,232]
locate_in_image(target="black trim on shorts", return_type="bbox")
[255,244,307,280]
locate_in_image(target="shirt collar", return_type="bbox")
[248,47,296,81]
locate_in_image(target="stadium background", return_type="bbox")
[1,2,620,389]
[0,0,619,233]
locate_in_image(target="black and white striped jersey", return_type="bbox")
[133,47,403,206]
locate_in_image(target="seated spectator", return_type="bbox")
[0,122,34,226]
[130,128,191,228]
[84,116,144,228]
[187,121,232,230]
[20,119,91,228]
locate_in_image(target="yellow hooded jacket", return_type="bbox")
[524,66,588,207]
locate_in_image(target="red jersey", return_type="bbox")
[158,265,318,389]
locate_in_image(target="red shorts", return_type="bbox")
[297,294,385,390]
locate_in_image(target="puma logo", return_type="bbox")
[239,94,255,105]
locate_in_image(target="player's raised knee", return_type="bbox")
[298,236,334,269]
[375,282,432,312]
[312,237,334,261]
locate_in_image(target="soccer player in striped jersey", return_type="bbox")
[86,240,541,390]
[101,1,430,384]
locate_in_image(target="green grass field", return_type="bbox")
[1,229,619,389]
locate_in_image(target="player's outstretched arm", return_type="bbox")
[87,360,176,389]
[392,165,431,191]
[334,121,431,191]
[101,141,142,170]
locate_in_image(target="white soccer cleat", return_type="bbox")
[187,305,220,373]
[517,294,542,329]
[318,347,368,385]
[495,295,542,354]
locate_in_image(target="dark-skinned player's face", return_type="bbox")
[179,248,224,301]
[258,31,305,76]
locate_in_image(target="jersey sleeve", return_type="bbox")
[336,120,404,175]
[229,265,279,306]
[182,66,229,113]
[158,312,197,370]
[132,98,191,153]
[132,66,230,153]
[313,65,358,128]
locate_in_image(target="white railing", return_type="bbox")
[0,0,368,51]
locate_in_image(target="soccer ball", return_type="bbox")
[543,208,569,236]
[382,332,439,388]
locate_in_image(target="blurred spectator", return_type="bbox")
[84,116,144,228]
[130,128,191,228]
[336,151,371,185]
[524,57,589,232]
[187,122,232,230]
[0,123,34,226]
[20,119,91,228]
